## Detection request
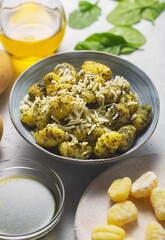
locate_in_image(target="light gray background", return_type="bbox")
[0,0,165,239]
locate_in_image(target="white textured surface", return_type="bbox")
[0,0,165,239]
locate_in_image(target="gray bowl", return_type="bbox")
[9,51,160,164]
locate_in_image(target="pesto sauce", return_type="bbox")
[0,176,56,236]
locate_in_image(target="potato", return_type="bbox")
[0,50,13,95]
[0,115,3,141]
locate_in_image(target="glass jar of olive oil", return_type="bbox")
[0,0,66,75]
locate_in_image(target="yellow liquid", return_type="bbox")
[0,2,66,75]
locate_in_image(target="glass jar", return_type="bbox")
[0,0,66,75]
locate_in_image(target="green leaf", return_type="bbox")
[106,0,158,25]
[135,0,157,5]
[109,26,146,48]
[120,46,138,54]
[79,1,94,11]
[114,0,130,2]
[75,32,127,55]
[68,0,101,29]
[141,2,165,24]
[106,2,142,25]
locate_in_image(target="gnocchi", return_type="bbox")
[146,221,165,240]
[107,177,132,202]
[20,61,152,159]
[91,225,125,240]
[107,200,138,227]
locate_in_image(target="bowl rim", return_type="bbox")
[0,158,65,240]
[9,50,160,165]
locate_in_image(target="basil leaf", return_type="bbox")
[68,0,101,29]
[109,26,146,48]
[106,2,142,25]
[75,32,127,55]
[141,2,165,24]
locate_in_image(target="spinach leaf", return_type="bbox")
[75,32,128,55]
[120,46,138,54]
[68,0,101,29]
[141,1,165,24]
[135,0,157,5]
[109,26,146,47]
[106,0,158,25]
[107,2,142,25]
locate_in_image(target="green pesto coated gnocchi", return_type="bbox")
[33,99,50,129]
[73,125,106,142]
[108,103,130,130]
[94,131,121,158]
[21,107,35,128]
[54,63,77,77]
[119,92,139,114]
[131,104,152,132]
[28,83,46,101]
[77,70,105,88]
[79,90,97,104]
[50,95,75,120]
[43,72,60,87]
[118,125,136,152]
[46,83,72,96]
[82,61,112,80]
[102,86,122,104]
[59,141,92,159]
[34,125,65,147]
[111,76,130,93]
[20,61,152,160]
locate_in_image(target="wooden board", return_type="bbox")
[75,154,165,240]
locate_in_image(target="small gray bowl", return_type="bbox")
[9,51,160,164]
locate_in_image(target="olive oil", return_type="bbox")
[0,2,66,75]
[0,176,56,236]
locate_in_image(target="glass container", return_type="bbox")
[0,158,65,240]
[0,0,66,75]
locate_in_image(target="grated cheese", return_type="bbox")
[20,69,139,146]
